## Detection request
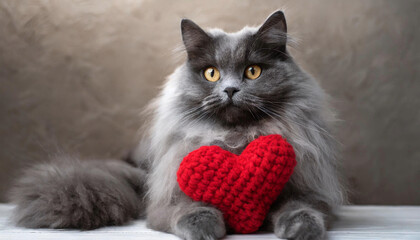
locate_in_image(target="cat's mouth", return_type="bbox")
[212,100,261,125]
[199,95,265,125]
[218,98,243,111]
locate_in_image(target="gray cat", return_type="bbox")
[10,11,345,240]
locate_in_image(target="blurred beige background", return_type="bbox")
[0,0,419,204]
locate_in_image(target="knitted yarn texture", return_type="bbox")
[177,134,296,233]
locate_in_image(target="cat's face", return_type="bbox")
[178,11,300,126]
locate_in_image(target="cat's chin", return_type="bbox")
[215,105,256,126]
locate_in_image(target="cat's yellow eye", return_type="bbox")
[244,65,262,80]
[204,67,220,82]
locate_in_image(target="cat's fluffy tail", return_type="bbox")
[9,157,147,230]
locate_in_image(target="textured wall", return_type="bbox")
[0,0,419,204]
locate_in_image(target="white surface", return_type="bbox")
[0,204,419,240]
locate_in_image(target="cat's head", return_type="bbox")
[175,11,305,126]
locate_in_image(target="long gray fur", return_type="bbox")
[10,11,345,240]
[10,157,147,229]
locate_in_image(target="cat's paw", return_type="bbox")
[175,207,226,240]
[274,208,326,240]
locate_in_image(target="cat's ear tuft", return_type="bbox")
[255,11,287,53]
[259,11,287,34]
[181,19,211,59]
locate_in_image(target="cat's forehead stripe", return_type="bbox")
[208,27,256,68]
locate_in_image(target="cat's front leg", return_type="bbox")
[270,197,330,240]
[147,199,226,240]
[173,203,226,240]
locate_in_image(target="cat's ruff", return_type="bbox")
[177,134,296,233]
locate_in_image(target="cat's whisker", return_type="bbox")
[180,97,223,126]
[262,106,335,139]
[242,104,258,121]
[203,99,222,108]
[179,105,208,125]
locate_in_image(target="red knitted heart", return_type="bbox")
[177,134,296,233]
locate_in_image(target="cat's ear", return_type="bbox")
[181,19,212,59]
[255,11,287,54]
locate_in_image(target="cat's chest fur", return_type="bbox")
[190,129,248,155]
[172,120,282,156]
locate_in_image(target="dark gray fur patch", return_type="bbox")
[9,157,147,230]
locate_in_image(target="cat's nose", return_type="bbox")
[224,87,240,99]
